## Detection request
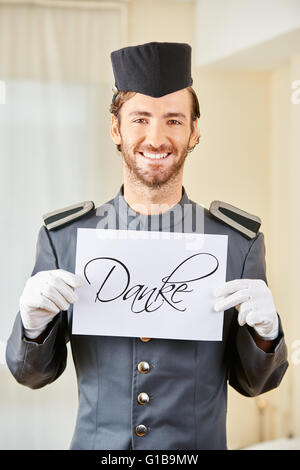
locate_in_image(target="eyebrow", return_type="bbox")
[128,111,187,120]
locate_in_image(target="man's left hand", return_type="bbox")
[214,279,279,341]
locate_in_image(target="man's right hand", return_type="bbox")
[20,269,82,339]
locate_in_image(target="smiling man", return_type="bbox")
[6,42,288,451]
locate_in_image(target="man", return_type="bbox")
[6,42,288,450]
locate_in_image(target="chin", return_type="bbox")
[139,173,179,188]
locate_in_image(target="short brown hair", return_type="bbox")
[110,86,200,152]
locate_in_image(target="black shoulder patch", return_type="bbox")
[43,201,95,231]
[209,200,261,239]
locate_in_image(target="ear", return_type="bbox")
[110,114,122,145]
[189,118,199,148]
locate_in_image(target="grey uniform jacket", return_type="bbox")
[6,186,288,450]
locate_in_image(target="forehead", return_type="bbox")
[121,88,191,115]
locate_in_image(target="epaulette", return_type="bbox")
[209,200,261,240]
[43,201,95,231]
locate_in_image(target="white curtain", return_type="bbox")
[0,0,126,449]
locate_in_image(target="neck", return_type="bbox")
[122,173,183,215]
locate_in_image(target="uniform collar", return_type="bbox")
[113,184,191,232]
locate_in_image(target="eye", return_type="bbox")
[168,120,181,125]
[133,118,147,124]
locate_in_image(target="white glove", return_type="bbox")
[20,269,82,339]
[213,279,279,341]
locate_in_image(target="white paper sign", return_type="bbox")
[72,229,228,341]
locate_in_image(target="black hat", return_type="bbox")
[110,42,193,98]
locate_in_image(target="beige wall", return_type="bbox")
[290,55,300,437]
[267,63,293,441]
[128,0,195,47]
[268,55,300,438]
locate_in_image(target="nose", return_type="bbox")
[144,121,169,149]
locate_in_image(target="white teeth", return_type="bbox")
[142,152,169,159]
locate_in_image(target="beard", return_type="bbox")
[119,139,191,189]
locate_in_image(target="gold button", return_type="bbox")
[138,361,150,374]
[137,392,150,405]
[135,424,148,437]
[140,337,151,342]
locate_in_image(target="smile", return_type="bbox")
[139,152,172,160]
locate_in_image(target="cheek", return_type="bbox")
[167,125,191,141]
[129,126,147,139]
[120,134,142,153]
[170,131,190,148]
[121,124,146,143]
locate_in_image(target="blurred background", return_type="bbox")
[0,0,300,450]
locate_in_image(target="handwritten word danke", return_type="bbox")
[83,253,219,314]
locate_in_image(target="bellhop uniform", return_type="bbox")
[6,186,288,450]
[6,42,288,449]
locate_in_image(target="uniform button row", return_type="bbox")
[136,343,151,438]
